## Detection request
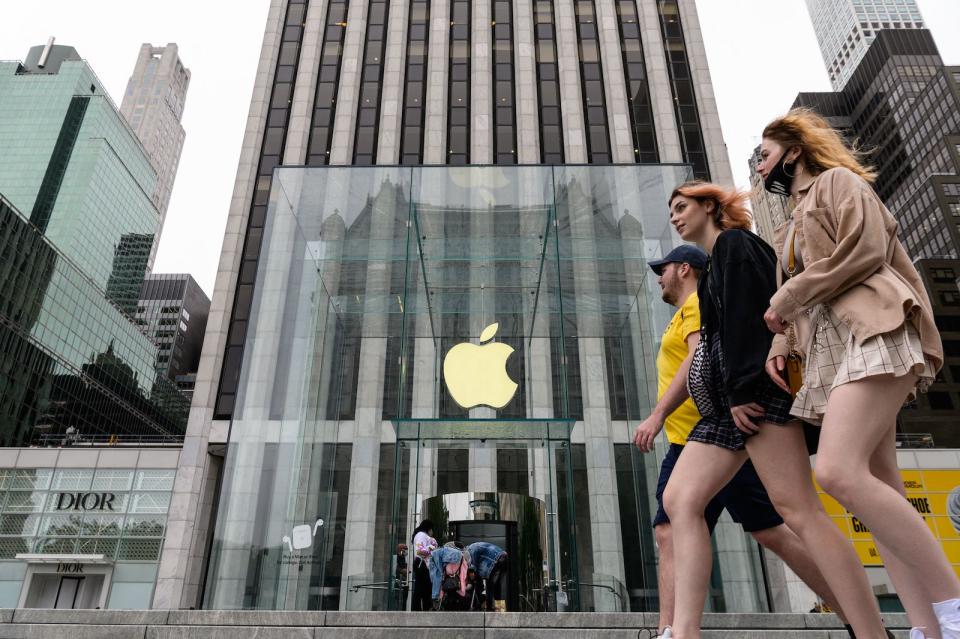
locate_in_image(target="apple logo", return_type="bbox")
[443,322,518,409]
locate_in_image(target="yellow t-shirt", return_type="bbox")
[656,292,702,445]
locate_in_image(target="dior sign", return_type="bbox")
[54,492,117,512]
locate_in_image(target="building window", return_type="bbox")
[533,0,563,163]
[655,0,709,179]
[399,0,431,165]
[353,0,390,164]
[447,0,471,164]
[218,0,309,419]
[574,0,611,164]
[616,0,658,163]
[306,0,349,166]
[492,0,516,164]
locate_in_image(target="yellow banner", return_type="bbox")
[816,469,960,579]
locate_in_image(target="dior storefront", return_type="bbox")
[0,447,180,610]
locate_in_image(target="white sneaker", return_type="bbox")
[910,628,928,639]
[657,627,674,639]
[935,598,960,639]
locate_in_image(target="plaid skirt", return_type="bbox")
[791,304,936,424]
[686,331,796,452]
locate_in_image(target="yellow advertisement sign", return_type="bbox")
[816,469,960,579]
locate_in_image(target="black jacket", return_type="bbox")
[697,229,780,406]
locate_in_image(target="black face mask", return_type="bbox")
[763,151,796,196]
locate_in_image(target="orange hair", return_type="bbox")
[763,107,876,183]
[669,181,752,231]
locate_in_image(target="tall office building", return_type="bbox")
[152,0,804,616]
[805,0,924,90]
[137,274,211,381]
[792,29,960,262]
[0,42,160,312]
[0,44,190,610]
[120,44,190,267]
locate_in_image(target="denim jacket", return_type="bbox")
[467,542,506,579]
[428,546,465,600]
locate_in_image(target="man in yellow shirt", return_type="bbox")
[635,246,847,639]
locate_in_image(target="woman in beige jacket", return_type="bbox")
[759,108,958,639]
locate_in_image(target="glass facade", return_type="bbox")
[616,0,658,163]
[447,0,471,164]
[655,0,709,180]
[399,0,431,165]
[492,0,517,165]
[574,0,612,164]
[0,62,160,314]
[196,164,797,614]
[533,0,564,164]
[353,0,390,164]
[0,196,188,446]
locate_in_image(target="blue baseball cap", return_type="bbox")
[648,245,708,275]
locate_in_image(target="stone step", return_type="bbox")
[0,610,913,639]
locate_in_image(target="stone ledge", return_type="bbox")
[145,627,313,639]
[326,611,483,627]
[0,624,147,639]
[167,610,326,626]
[10,608,169,625]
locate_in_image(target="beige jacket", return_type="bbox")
[768,167,943,372]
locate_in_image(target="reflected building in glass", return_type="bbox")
[156,0,809,615]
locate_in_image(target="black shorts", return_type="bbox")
[652,443,784,533]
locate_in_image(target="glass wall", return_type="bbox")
[203,164,773,612]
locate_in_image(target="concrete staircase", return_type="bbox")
[0,610,913,638]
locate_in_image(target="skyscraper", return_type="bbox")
[793,29,960,261]
[0,42,160,308]
[805,0,924,90]
[155,0,784,615]
[120,43,190,267]
[137,273,211,381]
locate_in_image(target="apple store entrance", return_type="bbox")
[202,165,695,612]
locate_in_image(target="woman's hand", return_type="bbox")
[730,403,765,434]
[764,307,788,334]
[766,356,791,394]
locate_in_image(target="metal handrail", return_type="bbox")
[349,580,392,593]
[579,581,625,611]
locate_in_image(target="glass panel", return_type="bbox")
[51,469,94,491]
[203,165,712,612]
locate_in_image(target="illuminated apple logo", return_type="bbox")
[443,323,518,409]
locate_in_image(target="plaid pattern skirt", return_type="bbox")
[791,304,936,424]
[686,331,796,452]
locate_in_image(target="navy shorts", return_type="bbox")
[652,443,784,533]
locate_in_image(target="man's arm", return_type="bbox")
[634,331,700,453]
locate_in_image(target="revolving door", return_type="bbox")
[389,419,579,611]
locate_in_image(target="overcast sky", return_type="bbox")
[1,1,959,295]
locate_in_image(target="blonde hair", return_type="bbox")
[763,107,877,183]
[669,181,752,231]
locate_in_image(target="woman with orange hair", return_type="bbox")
[759,108,958,639]
[661,180,895,638]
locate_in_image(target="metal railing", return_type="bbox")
[32,432,183,448]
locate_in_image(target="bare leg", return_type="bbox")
[816,374,960,637]
[867,420,941,632]
[663,442,747,639]
[656,523,675,631]
[750,524,846,618]
[745,420,887,637]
